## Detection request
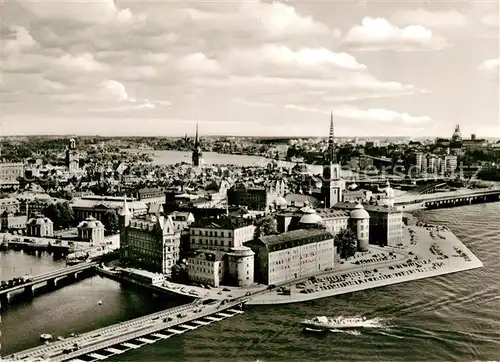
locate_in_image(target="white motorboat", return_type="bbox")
[301,316,368,330]
[40,333,53,341]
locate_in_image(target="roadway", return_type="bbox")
[0,262,97,296]
[394,187,500,205]
[4,298,245,361]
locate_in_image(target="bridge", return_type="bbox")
[0,262,98,307]
[394,187,500,211]
[4,298,247,362]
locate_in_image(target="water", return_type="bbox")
[146,150,325,174]
[2,203,500,361]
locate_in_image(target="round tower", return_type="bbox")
[349,203,370,252]
[227,246,254,287]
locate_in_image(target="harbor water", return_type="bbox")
[1,202,499,361]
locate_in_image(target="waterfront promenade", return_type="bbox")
[249,225,482,305]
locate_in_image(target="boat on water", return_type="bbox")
[98,300,103,305]
[40,333,53,341]
[301,316,368,330]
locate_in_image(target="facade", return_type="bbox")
[349,203,370,251]
[247,228,335,285]
[227,185,269,211]
[66,138,79,173]
[187,249,225,287]
[26,215,53,237]
[188,217,255,253]
[187,216,255,287]
[137,187,164,201]
[364,205,403,247]
[0,197,21,215]
[1,213,27,232]
[444,155,458,173]
[169,211,195,232]
[72,196,147,222]
[0,162,24,182]
[120,199,181,276]
[77,216,105,243]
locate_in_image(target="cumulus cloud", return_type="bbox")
[392,9,469,28]
[285,104,433,124]
[17,0,137,25]
[344,17,448,51]
[478,58,499,78]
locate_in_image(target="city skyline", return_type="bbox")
[1,0,499,138]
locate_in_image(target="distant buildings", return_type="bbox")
[0,162,24,182]
[66,138,80,174]
[71,195,147,222]
[192,123,203,167]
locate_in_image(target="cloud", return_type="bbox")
[478,58,499,78]
[285,104,433,124]
[53,80,170,112]
[344,17,448,51]
[481,14,499,28]
[17,0,136,25]
[392,9,469,29]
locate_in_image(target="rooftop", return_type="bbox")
[190,216,253,230]
[258,228,332,247]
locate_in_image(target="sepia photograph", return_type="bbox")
[0,0,499,361]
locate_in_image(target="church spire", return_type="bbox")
[194,121,199,148]
[327,111,336,163]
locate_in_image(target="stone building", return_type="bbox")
[26,215,53,237]
[186,216,255,287]
[119,199,181,276]
[247,228,335,285]
[77,216,105,243]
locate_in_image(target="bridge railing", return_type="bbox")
[53,300,244,362]
[5,300,202,360]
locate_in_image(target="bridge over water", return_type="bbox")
[0,262,97,307]
[4,298,247,362]
[394,187,500,211]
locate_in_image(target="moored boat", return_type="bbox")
[40,333,53,341]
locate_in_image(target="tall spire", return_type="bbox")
[327,111,336,163]
[119,196,131,216]
[194,121,199,148]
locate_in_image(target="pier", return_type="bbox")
[1,239,71,256]
[4,299,246,362]
[394,187,500,211]
[0,262,97,308]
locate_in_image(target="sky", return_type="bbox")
[1,0,499,138]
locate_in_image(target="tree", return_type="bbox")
[43,201,75,230]
[254,216,278,238]
[101,209,119,235]
[334,228,358,259]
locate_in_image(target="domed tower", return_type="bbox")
[192,122,203,167]
[321,112,345,208]
[227,246,255,287]
[66,138,79,173]
[298,205,324,229]
[349,203,370,252]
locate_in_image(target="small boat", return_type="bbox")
[57,336,65,341]
[98,300,103,305]
[301,316,368,330]
[40,333,53,341]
